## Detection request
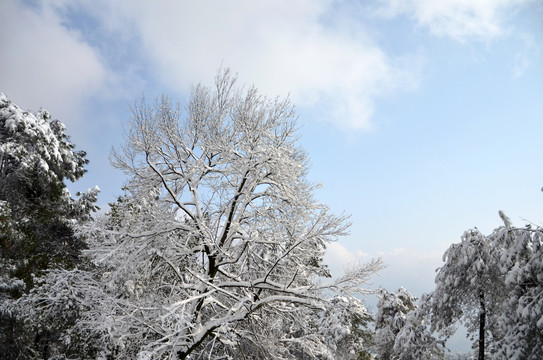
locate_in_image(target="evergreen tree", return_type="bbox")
[374,287,444,360]
[423,211,543,359]
[491,225,543,359]
[0,93,98,358]
[423,229,505,360]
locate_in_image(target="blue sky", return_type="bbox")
[1,0,542,318]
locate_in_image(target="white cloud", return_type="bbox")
[375,246,444,299]
[1,0,534,132]
[381,247,442,270]
[0,0,111,123]
[47,0,419,131]
[325,242,372,273]
[326,241,445,297]
[513,33,541,78]
[378,0,533,42]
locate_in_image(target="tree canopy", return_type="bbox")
[423,213,543,359]
[13,70,382,359]
[374,287,444,360]
[0,93,98,358]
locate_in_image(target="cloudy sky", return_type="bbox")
[1,0,542,316]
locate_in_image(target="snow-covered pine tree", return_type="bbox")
[374,288,416,360]
[491,225,543,359]
[422,228,505,360]
[374,287,444,360]
[0,93,98,358]
[424,211,543,359]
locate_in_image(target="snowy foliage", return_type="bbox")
[491,226,543,359]
[0,93,88,203]
[16,71,382,359]
[374,287,444,360]
[392,309,445,360]
[424,214,543,359]
[0,92,97,287]
[423,228,504,358]
[0,92,98,278]
[11,269,107,359]
[0,93,97,359]
[374,287,416,359]
[316,295,374,359]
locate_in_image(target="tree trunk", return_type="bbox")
[478,292,486,360]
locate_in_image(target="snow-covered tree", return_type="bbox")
[317,295,374,359]
[0,93,98,285]
[423,229,505,360]
[200,293,374,359]
[393,309,445,360]
[490,225,543,359]
[445,353,473,360]
[18,70,382,359]
[0,93,98,358]
[374,288,416,360]
[423,211,543,360]
[374,287,444,360]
